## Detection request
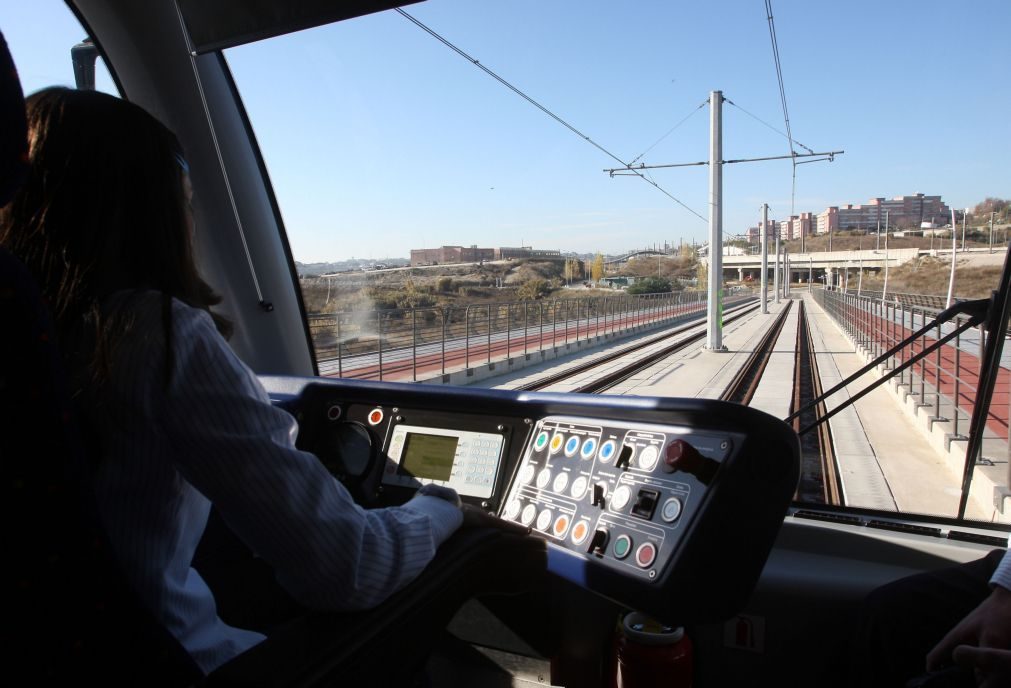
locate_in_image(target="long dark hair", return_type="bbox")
[0,87,230,390]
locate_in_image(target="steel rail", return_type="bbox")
[719,301,793,404]
[562,305,762,394]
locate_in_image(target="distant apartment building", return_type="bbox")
[745,219,778,244]
[410,245,560,266]
[774,213,814,241]
[816,193,950,234]
[410,245,495,266]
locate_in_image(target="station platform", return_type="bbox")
[486,290,1006,523]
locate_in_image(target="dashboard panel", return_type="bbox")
[264,375,800,626]
[504,416,740,584]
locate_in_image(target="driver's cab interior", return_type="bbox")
[3,2,1009,687]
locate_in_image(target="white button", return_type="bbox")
[520,504,537,525]
[553,472,569,493]
[611,484,632,510]
[536,469,552,489]
[570,476,589,499]
[638,445,660,471]
[536,509,552,531]
[504,499,521,520]
[519,465,535,484]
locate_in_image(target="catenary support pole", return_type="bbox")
[761,203,769,314]
[774,228,780,304]
[947,208,957,309]
[706,90,726,350]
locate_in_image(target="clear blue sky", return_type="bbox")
[4,1,1009,263]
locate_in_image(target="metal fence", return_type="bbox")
[815,288,1008,461]
[847,290,949,310]
[308,289,751,381]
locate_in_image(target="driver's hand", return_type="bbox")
[461,503,531,536]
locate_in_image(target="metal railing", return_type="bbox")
[815,288,1008,460]
[307,289,752,382]
[847,290,949,310]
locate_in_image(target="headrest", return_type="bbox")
[0,29,28,207]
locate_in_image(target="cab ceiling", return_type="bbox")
[178,0,423,54]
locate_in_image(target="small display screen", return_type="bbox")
[399,433,458,481]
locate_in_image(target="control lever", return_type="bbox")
[587,528,609,556]
[615,445,633,471]
[664,439,720,485]
[592,482,607,508]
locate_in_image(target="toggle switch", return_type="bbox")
[615,444,633,471]
[664,439,720,485]
[587,528,609,556]
[592,482,607,508]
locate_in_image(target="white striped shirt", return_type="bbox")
[85,292,463,673]
[992,549,1011,591]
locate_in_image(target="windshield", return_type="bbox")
[224,1,1010,524]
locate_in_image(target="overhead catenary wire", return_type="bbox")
[764,0,799,218]
[723,99,814,155]
[395,7,707,222]
[629,99,708,166]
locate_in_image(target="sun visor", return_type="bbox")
[177,0,424,54]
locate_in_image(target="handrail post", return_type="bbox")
[336,314,343,378]
[412,307,417,382]
[506,303,511,360]
[377,309,383,381]
[539,302,544,352]
[552,301,558,348]
[919,308,927,402]
[465,306,471,370]
[523,302,528,356]
[441,308,448,376]
[487,304,492,365]
[933,318,943,421]
[953,322,962,438]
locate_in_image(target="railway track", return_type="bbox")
[519,296,841,505]
[790,301,842,505]
[719,302,794,404]
[518,302,761,393]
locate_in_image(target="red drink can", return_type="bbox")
[610,612,693,688]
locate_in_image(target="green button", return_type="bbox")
[613,535,632,559]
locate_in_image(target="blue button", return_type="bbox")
[565,436,580,456]
[581,438,597,459]
[600,440,617,461]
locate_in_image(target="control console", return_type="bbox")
[502,416,735,583]
[268,376,800,626]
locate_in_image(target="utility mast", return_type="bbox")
[706,91,725,350]
[603,94,842,348]
[761,204,769,314]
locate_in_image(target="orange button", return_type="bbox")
[571,521,589,545]
[553,515,570,537]
[368,408,384,425]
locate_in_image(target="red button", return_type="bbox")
[635,542,657,568]
[368,409,384,425]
